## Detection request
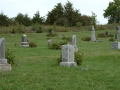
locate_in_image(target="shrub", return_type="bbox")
[36,25,43,33]
[11,28,16,34]
[57,52,83,65]
[29,42,37,48]
[107,34,114,37]
[5,49,16,65]
[82,37,91,41]
[62,36,72,42]
[97,33,106,38]
[108,37,115,42]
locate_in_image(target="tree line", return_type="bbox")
[0,0,120,27]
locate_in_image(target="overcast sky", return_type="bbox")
[0,0,113,24]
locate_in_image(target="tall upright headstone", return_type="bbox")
[0,38,11,71]
[116,26,120,33]
[115,33,118,41]
[91,26,96,41]
[60,44,77,67]
[105,31,109,36]
[20,34,29,47]
[71,35,78,52]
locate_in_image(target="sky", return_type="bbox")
[0,0,113,24]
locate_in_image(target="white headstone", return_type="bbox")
[111,42,120,50]
[60,44,77,67]
[91,26,96,41]
[72,35,78,52]
[20,34,29,47]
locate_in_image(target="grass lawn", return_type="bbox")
[0,30,120,90]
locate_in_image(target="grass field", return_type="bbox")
[0,30,120,90]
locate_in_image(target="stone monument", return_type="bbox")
[115,33,118,41]
[116,26,120,33]
[20,34,29,47]
[0,38,11,71]
[111,41,120,50]
[60,44,77,67]
[91,26,96,41]
[71,35,78,52]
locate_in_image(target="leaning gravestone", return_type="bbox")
[71,35,78,52]
[116,26,120,33]
[20,34,29,47]
[0,38,11,71]
[111,41,120,50]
[91,26,96,41]
[60,44,77,67]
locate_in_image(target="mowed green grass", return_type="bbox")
[0,30,120,90]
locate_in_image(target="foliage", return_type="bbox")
[57,52,83,65]
[91,12,98,29]
[46,28,57,37]
[82,36,91,41]
[62,36,72,42]
[10,28,16,34]
[103,0,120,23]
[108,37,115,41]
[29,42,37,48]
[76,22,82,27]
[107,34,114,37]
[97,33,106,38]
[0,12,9,26]
[36,25,43,33]
[48,41,67,50]
[5,49,16,65]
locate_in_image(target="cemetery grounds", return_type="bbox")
[0,30,120,90]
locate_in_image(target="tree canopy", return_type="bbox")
[103,0,120,24]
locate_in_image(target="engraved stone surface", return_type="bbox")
[111,42,120,50]
[60,44,77,67]
[116,26,120,33]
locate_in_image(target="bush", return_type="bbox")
[48,41,67,50]
[97,33,106,38]
[36,25,43,33]
[46,33,58,37]
[5,49,16,65]
[62,36,72,42]
[57,52,83,65]
[82,37,91,41]
[29,42,37,48]
[108,37,115,42]
[107,34,114,37]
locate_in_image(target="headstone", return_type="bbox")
[0,38,11,71]
[47,39,52,44]
[116,26,120,33]
[111,42,120,50]
[115,33,118,41]
[71,35,78,52]
[20,34,29,47]
[91,26,96,41]
[62,33,65,37]
[60,44,77,67]
[51,30,54,35]
[105,31,109,36]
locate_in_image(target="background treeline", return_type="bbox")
[0,1,93,27]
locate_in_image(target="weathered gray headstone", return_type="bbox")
[60,44,77,67]
[62,33,65,37]
[116,26,120,33]
[105,31,109,36]
[20,34,29,47]
[71,35,78,52]
[47,39,52,44]
[111,42,120,50]
[91,26,96,41]
[0,38,11,71]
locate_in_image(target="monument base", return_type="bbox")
[0,64,11,71]
[20,42,29,47]
[60,62,77,67]
[0,59,7,64]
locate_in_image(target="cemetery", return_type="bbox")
[0,26,120,90]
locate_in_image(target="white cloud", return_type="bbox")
[0,0,113,24]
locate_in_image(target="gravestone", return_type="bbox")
[105,31,109,36]
[60,44,77,67]
[115,33,118,41]
[62,33,65,37]
[91,26,96,41]
[47,39,52,44]
[20,34,29,47]
[0,38,11,71]
[71,35,78,52]
[116,26,120,33]
[111,42,120,50]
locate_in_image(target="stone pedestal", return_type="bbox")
[0,64,11,71]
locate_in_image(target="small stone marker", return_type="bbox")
[47,39,52,44]
[105,31,109,36]
[60,44,77,67]
[91,26,96,41]
[115,33,118,41]
[0,38,11,71]
[20,34,29,47]
[116,26,120,33]
[71,35,78,52]
[111,42,120,50]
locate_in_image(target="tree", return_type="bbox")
[15,13,24,25]
[32,11,43,24]
[91,12,98,29]
[0,12,9,26]
[103,0,120,23]
[23,14,32,26]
